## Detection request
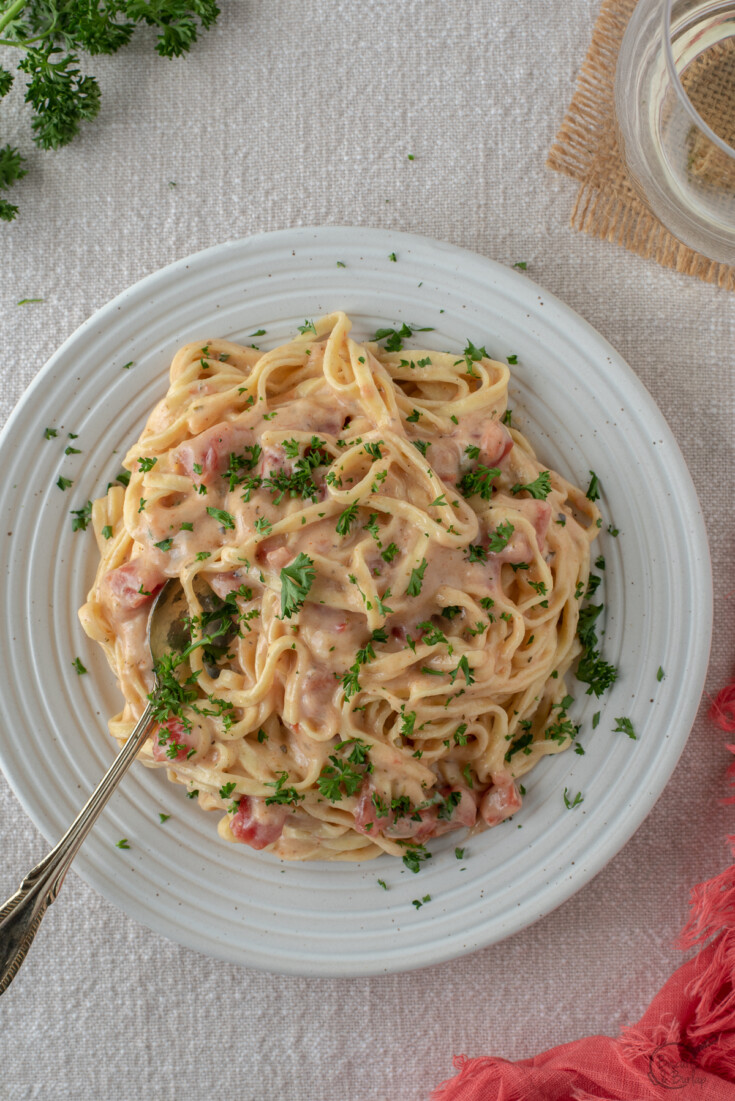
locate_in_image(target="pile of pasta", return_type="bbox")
[79,312,599,862]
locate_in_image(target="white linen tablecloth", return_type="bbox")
[1,2,733,1098]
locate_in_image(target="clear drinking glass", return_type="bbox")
[615,0,735,263]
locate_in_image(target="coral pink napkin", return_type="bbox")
[432,699,735,1101]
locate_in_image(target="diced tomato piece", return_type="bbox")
[151,718,200,762]
[479,420,513,466]
[176,422,253,482]
[102,559,165,612]
[433,785,478,837]
[299,668,338,723]
[230,796,287,849]
[256,535,291,570]
[354,783,391,837]
[209,570,245,599]
[480,772,522,827]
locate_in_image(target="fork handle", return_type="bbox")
[0,705,155,995]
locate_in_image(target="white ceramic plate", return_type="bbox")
[0,228,712,976]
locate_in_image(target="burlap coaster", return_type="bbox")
[547,0,735,290]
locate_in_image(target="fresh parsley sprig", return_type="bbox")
[0,0,220,220]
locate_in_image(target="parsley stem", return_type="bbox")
[0,0,28,37]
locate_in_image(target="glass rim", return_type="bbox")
[663,0,735,162]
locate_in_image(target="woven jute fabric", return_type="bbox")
[548,0,735,290]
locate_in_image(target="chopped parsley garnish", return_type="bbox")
[70,500,92,531]
[457,464,500,501]
[115,839,130,849]
[336,501,360,536]
[457,339,488,377]
[455,847,465,859]
[64,445,81,455]
[388,252,397,262]
[43,427,58,439]
[401,843,432,873]
[505,731,533,761]
[467,544,488,563]
[488,520,514,552]
[102,525,113,540]
[400,707,416,738]
[613,716,636,739]
[511,471,552,500]
[317,747,366,800]
[586,471,600,501]
[377,878,388,890]
[279,553,315,618]
[506,354,518,365]
[412,895,431,909]
[657,666,664,682]
[72,656,87,674]
[158,813,170,823]
[137,456,157,472]
[264,771,304,807]
[412,439,430,457]
[297,319,317,336]
[381,542,399,563]
[406,409,421,423]
[219,781,237,798]
[56,475,72,491]
[406,558,428,596]
[449,655,474,686]
[563,788,583,809]
[116,470,131,487]
[262,436,327,504]
[513,261,527,270]
[373,322,434,352]
[154,538,173,551]
[374,587,394,617]
[363,441,383,460]
[206,506,235,530]
[502,409,513,426]
[225,446,261,490]
[576,603,618,697]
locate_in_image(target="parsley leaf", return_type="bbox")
[336,501,360,536]
[586,471,601,501]
[279,553,315,618]
[401,843,432,873]
[511,471,552,500]
[206,506,235,530]
[457,464,500,501]
[373,322,434,352]
[406,558,428,596]
[488,521,514,552]
[264,770,304,807]
[613,716,637,739]
[70,500,92,531]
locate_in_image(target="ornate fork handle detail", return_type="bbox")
[0,705,155,995]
